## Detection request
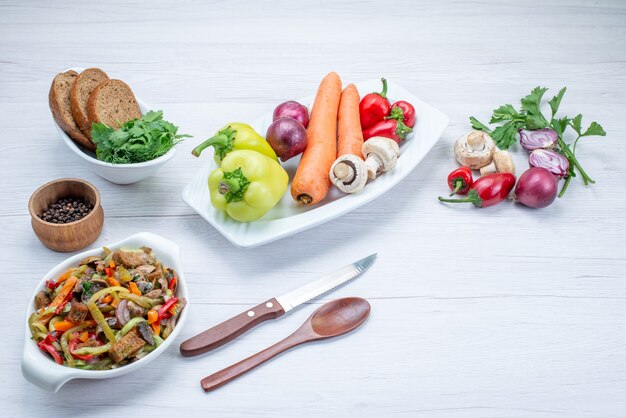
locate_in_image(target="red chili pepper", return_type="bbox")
[168,277,177,292]
[45,280,60,289]
[68,337,94,361]
[37,331,63,364]
[363,118,412,143]
[438,173,516,207]
[447,166,473,196]
[157,297,179,320]
[386,100,416,128]
[359,78,391,130]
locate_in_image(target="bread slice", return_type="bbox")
[70,68,109,137]
[49,70,95,150]
[87,79,141,128]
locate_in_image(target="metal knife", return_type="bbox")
[179,254,376,357]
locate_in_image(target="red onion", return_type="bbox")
[514,167,558,208]
[529,149,569,177]
[266,117,307,161]
[519,128,558,151]
[273,101,309,128]
[115,299,131,326]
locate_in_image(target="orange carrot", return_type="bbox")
[337,84,363,157]
[291,72,342,205]
[151,322,161,336]
[106,277,120,287]
[78,331,89,342]
[50,276,77,307]
[101,295,113,304]
[129,282,141,296]
[54,320,76,332]
[147,309,158,324]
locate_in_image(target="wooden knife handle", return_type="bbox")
[201,333,304,392]
[180,298,285,357]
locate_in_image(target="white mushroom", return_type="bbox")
[479,162,497,176]
[493,150,515,174]
[329,154,368,193]
[361,136,400,180]
[454,131,495,169]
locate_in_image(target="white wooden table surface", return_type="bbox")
[1,0,625,416]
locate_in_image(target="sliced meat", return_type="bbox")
[112,250,155,269]
[109,330,146,363]
[127,301,146,318]
[34,291,51,310]
[144,289,162,299]
[147,266,164,282]
[77,339,100,349]
[80,255,103,266]
[135,264,155,275]
[66,300,89,323]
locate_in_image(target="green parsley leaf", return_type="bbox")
[469,117,492,134]
[491,123,519,150]
[570,114,583,136]
[548,87,566,121]
[551,116,570,138]
[582,121,606,137]
[520,86,549,128]
[92,110,191,164]
[490,104,522,124]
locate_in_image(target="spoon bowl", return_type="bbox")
[309,297,371,338]
[201,297,371,392]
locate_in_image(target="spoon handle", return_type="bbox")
[201,333,306,392]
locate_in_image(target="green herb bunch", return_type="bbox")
[470,87,605,197]
[92,110,190,164]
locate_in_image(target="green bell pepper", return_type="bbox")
[209,150,288,222]
[192,122,277,164]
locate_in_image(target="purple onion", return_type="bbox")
[115,299,131,326]
[514,167,558,208]
[519,128,558,151]
[266,117,307,161]
[273,101,309,128]
[529,149,570,177]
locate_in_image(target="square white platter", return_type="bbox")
[182,79,449,248]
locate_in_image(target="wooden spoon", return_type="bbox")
[200,297,371,392]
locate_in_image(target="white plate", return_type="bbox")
[182,79,449,248]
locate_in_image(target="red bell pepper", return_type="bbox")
[359,78,391,130]
[387,100,416,128]
[438,173,516,208]
[45,280,60,290]
[37,331,64,365]
[68,337,95,361]
[447,166,473,196]
[157,297,179,320]
[104,267,114,277]
[54,290,73,315]
[363,119,412,143]
[168,277,177,292]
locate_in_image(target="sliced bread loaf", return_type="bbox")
[87,79,141,128]
[70,68,109,137]
[49,70,95,150]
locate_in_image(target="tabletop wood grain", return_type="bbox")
[1,0,625,417]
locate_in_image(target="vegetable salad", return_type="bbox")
[29,246,186,370]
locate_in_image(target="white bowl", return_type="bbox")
[182,78,449,248]
[53,67,176,185]
[21,232,189,392]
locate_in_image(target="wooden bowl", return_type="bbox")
[28,178,104,252]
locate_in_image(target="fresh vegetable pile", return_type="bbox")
[192,73,417,222]
[29,247,186,369]
[92,110,190,164]
[439,86,606,209]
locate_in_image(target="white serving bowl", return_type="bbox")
[53,67,176,185]
[21,232,189,392]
